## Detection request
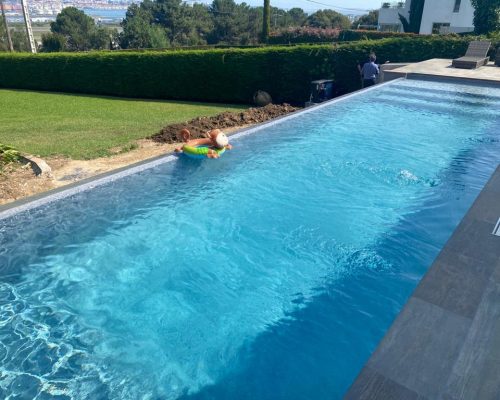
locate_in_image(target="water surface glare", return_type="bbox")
[1,79,500,399]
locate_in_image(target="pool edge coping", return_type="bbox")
[0,78,402,220]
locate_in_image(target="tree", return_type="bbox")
[262,0,270,42]
[10,29,29,51]
[470,0,500,34]
[208,0,245,44]
[120,0,212,48]
[173,3,212,45]
[1,23,30,52]
[47,7,110,51]
[119,0,290,48]
[398,0,425,33]
[286,8,307,27]
[352,10,379,29]
[0,0,13,51]
[306,9,351,29]
[240,5,262,44]
[120,3,168,48]
[41,32,66,52]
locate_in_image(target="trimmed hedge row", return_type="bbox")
[0,37,472,104]
[268,27,341,45]
[338,29,420,42]
[268,28,419,45]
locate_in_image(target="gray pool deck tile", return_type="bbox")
[344,366,424,400]
[445,217,500,267]
[345,166,500,399]
[382,59,500,85]
[443,269,500,400]
[364,297,471,399]
[465,184,500,224]
[482,169,500,195]
[413,250,495,319]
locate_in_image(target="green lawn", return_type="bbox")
[0,89,245,159]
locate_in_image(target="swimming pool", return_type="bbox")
[1,78,499,399]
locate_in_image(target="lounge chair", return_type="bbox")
[452,40,491,69]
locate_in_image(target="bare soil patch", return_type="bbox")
[152,103,299,143]
[0,164,53,205]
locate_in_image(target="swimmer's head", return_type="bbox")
[179,128,191,142]
[209,129,229,148]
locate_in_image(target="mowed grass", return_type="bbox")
[0,89,245,159]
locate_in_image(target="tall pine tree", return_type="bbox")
[262,0,270,42]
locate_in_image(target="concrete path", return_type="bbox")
[382,59,500,85]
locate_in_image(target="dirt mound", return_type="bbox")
[152,103,299,143]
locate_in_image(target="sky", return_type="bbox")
[190,0,383,14]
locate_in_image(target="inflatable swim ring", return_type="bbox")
[183,145,226,159]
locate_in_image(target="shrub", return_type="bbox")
[337,29,420,41]
[0,144,21,164]
[268,28,419,45]
[269,27,341,44]
[0,36,476,104]
[41,32,67,52]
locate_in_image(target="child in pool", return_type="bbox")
[175,128,232,159]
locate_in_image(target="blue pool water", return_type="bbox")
[1,79,500,399]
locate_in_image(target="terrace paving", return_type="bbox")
[345,166,500,399]
[382,59,500,85]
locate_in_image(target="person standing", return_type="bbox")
[357,53,374,75]
[361,54,379,88]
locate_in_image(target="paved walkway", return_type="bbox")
[345,167,500,399]
[382,59,500,85]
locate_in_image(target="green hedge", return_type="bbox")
[0,37,473,104]
[268,28,419,45]
[338,29,420,41]
[268,27,342,45]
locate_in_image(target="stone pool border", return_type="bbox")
[0,77,399,221]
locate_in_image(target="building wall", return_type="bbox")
[378,0,474,34]
[420,0,474,34]
[378,1,410,32]
[449,0,475,32]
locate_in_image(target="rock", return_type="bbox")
[19,154,53,178]
[253,90,272,107]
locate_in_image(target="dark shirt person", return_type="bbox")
[358,52,379,86]
[361,55,379,88]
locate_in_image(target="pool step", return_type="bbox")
[388,83,500,102]
[376,95,499,119]
[380,88,498,108]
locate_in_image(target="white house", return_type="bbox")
[378,2,410,32]
[377,0,475,34]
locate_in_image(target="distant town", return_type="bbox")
[2,0,364,25]
[2,0,138,22]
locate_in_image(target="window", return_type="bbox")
[453,0,461,12]
[432,23,451,34]
[379,23,403,32]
